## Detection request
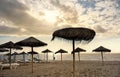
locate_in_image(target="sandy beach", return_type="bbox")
[0,61,120,77]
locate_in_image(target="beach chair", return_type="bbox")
[33,57,42,63]
[11,63,20,69]
[0,63,20,70]
[0,63,11,70]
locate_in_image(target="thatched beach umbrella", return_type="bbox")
[5,53,11,56]
[28,51,38,62]
[15,37,47,73]
[20,51,27,54]
[55,49,68,62]
[20,51,27,63]
[52,27,95,77]
[0,48,9,52]
[28,51,38,54]
[93,46,111,64]
[71,47,86,62]
[42,49,52,62]
[12,52,19,62]
[5,52,11,62]
[0,41,22,69]
[0,48,9,61]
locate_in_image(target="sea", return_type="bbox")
[0,53,120,61]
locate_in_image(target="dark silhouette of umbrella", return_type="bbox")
[12,52,19,62]
[12,52,19,55]
[71,47,86,62]
[15,37,47,73]
[93,46,111,64]
[28,51,38,62]
[20,51,27,63]
[52,27,96,77]
[5,53,11,56]
[0,48,9,52]
[20,51,27,54]
[14,45,23,50]
[55,49,68,62]
[28,51,38,54]
[0,48,9,61]
[41,49,52,62]
[0,41,22,69]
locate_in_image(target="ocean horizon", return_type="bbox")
[0,53,120,61]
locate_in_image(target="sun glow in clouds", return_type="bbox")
[26,10,59,24]
[43,10,59,23]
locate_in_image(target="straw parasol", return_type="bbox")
[51,27,96,77]
[19,51,27,63]
[71,47,86,62]
[12,52,19,62]
[0,48,9,52]
[55,49,68,62]
[28,51,38,54]
[28,51,38,62]
[41,49,52,62]
[12,52,19,55]
[0,41,22,69]
[0,48,9,61]
[93,46,111,64]
[15,37,47,73]
[5,53,11,56]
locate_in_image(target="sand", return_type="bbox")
[0,61,120,77]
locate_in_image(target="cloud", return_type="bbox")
[0,0,58,35]
[0,0,120,38]
[94,25,108,33]
[0,0,28,23]
[50,0,79,24]
[115,0,120,9]
[0,25,20,35]
[77,0,96,9]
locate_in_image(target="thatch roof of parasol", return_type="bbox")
[71,47,86,54]
[93,46,111,52]
[55,49,68,54]
[52,27,96,43]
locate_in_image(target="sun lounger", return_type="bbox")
[33,58,42,63]
[0,63,10,70]
[17,59,31,63]
[11,63,20,69]
[0,63,20,70]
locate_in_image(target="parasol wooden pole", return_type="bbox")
[10,48,12,69]
[31,46,34,73]
[44,53,45,61]
[78,52,80,62]
[101,51,104,65]
[72,39,75,77]
[46,52,48,62]
[23,54,25,64]
[61,53,62,62]
[53,53,55,61]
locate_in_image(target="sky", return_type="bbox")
[0,0,120,53]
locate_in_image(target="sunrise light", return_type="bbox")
[43,10,59,23]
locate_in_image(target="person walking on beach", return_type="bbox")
[53,57,55,61]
